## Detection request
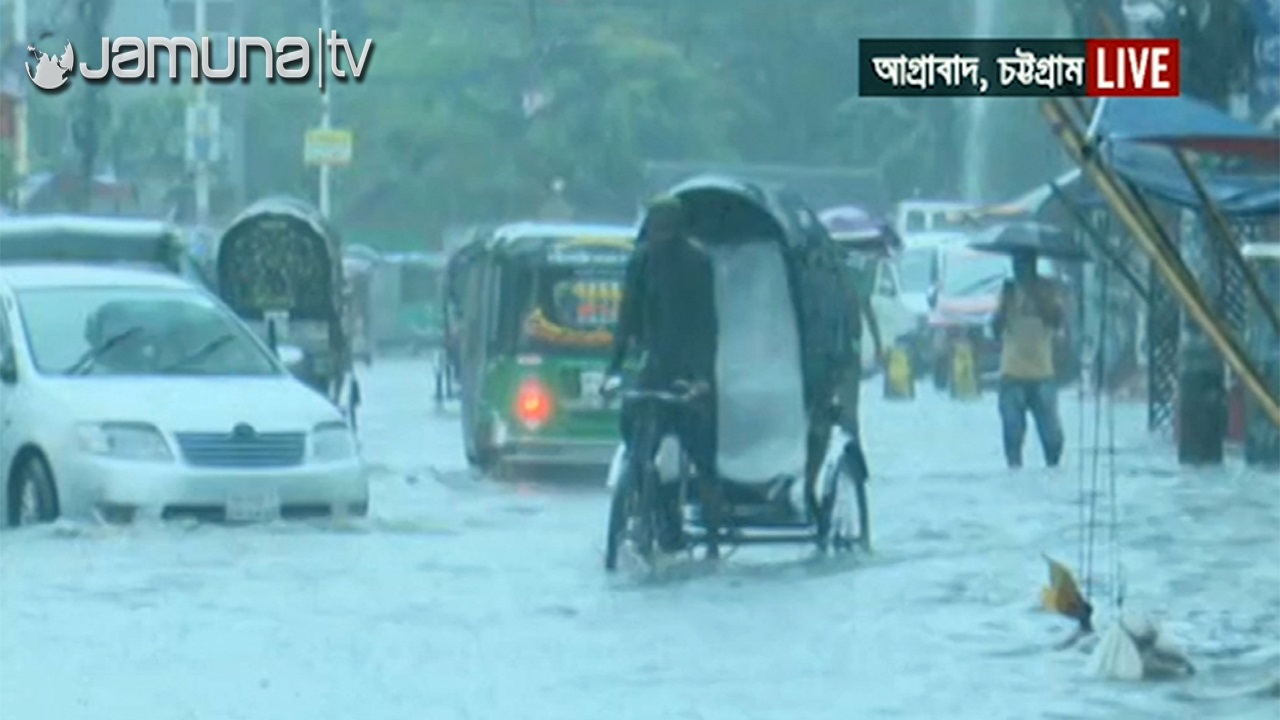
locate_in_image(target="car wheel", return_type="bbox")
[8,452,59,527]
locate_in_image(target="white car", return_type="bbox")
[0,264,368,526]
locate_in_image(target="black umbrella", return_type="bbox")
[967,221,1090,262]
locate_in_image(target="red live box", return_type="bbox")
[1086,39,1180,97]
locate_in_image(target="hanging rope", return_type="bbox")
[1076,314,1089,581]
[1107,331,1123,611]
[1081,261,1113,600]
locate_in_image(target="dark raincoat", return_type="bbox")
[607,237,716,389]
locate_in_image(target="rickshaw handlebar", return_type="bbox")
[604,380,708,406]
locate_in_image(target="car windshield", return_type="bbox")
[15,285,281,377]
[518,260,624,358]
[898,247,935,293]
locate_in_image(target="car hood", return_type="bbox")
[39,376,342,432]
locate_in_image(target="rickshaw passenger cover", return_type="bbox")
[215,196,349,399]
[654,176,856,484]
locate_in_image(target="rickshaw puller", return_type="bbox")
[604,196,717,552]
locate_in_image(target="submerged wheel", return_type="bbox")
[8,452,59,527]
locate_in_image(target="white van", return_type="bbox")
[892,201,980,238]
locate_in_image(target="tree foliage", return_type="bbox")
[80,0,1077,238]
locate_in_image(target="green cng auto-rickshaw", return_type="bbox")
[454,222,634,475]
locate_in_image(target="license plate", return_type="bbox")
[226,490,281,523]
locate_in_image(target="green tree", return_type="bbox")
[335,1,748,234]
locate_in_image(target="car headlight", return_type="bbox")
[311,422,356,461]
[76,422,173,461]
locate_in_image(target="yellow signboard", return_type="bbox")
[304,129,353,166]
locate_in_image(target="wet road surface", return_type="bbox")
[1,358,1276,719]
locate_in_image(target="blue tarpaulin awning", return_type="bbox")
[1104,141,1280,216]
[1091,96,1280,161]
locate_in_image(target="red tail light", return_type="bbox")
[514,378,554,429]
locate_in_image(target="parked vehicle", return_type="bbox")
[370,252,446,354]
[896,232,969,374]
[0,215,212,289]
[893,200,980,238]
[215,197,352,407]
[926,246,1063,389]
[452,222,635,475]
[0,264,368,526]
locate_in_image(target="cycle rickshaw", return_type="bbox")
[603,176,871,570]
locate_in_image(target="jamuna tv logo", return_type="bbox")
[24,32,373,93]
[26,40,75,91]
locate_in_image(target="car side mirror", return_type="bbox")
[0,350,17,384]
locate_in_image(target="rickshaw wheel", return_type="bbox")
[853,474,871,552]
[819,463,870,554]
[605,458,655,571]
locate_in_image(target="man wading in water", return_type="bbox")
[992,249,1065,469]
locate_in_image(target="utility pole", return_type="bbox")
[72,0,110,212]
[318,0,331,218]
[13,0,29,201]
[193,0,210,225]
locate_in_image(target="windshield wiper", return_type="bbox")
[950,272,1008,297]
[158,333,237,372]
[65,326,145,375]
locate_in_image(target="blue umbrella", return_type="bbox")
[1090,96,1280,161]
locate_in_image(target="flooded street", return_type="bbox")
[1,358,1276,720]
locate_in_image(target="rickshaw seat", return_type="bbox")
[706,240,808,485]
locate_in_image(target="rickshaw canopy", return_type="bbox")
[215,196,342,323]
[654,174,853,415]
[662,174,821,248]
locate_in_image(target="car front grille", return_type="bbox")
[174,432,306,468]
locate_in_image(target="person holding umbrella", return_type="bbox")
[974,223,1080,469]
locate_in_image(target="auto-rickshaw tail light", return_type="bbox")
[515,378,554,429]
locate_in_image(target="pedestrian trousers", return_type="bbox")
[998,377,1064,467]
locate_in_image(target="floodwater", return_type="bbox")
[1,358,1276,719]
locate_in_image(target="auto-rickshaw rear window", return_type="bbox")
[515,242,628,356]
